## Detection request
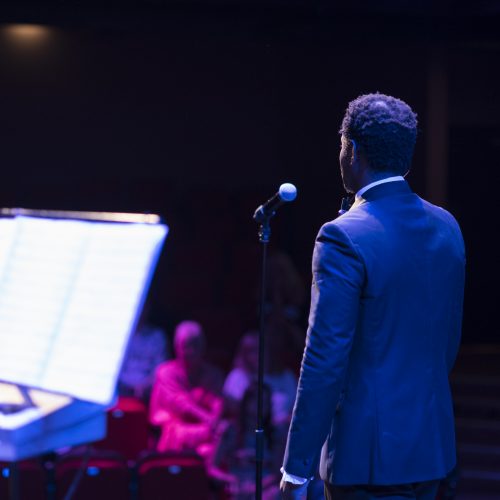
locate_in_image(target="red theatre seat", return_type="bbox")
[136,451,211,500]
[94,397,149,461]
[55,452,130,500]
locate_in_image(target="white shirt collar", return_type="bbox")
[355,175,405,201]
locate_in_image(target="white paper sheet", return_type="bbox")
[0,215,167,405]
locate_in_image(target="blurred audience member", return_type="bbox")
[223,331,259,416]
[223,382,280,500]
[265,250,305,324]
[264,317,323,500]
[118,306,169,403]
[264,251,308,371]
[149,320,233,483]
[223,320,297,471]
[264,317,298,461]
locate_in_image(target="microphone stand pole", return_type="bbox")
[254,216,270,500]
[253,183,296,500]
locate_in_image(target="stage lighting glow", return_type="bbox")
[2,24,52,42]
[1,24,56,54]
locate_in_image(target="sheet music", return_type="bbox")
[0,219,17,282]
[0,216,167,405]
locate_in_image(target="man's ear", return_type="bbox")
[351,139,370,173]
[351,139,358,163]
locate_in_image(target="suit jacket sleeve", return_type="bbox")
[444,212,466,374]
[283,221,365,478]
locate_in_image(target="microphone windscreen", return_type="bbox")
[279,183,297,202]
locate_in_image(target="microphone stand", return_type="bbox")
[254,216,270,500]
[253,184,296,500]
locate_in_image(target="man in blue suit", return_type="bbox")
[280,93,465,499]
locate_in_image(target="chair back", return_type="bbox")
[94,397,149,461]
[135,451,211,500]
[55,451,130,500]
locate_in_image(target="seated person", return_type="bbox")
[149,320,232,482]
[118,312,169,403]
[223,382,280,500]
[223,331,259,416]
[224,322,297,433]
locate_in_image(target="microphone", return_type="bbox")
[338,196,353,216]
[253,183,297,222]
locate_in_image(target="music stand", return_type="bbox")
[0,209,168,499]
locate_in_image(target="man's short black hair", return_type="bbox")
[340,93,418,175]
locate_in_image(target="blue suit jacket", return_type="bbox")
[283,180,465,485]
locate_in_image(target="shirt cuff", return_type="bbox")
[280,467,311,485]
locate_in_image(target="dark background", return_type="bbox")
[0,0,498,362]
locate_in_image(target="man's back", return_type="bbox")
[322,180,465,484]
[281,94,465,499]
